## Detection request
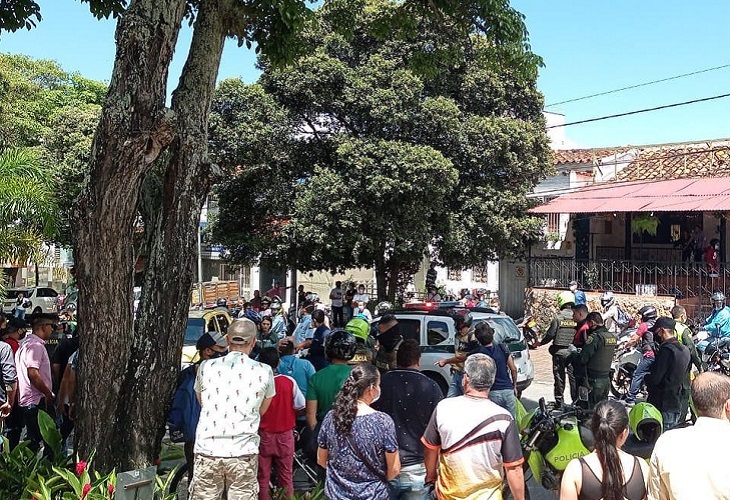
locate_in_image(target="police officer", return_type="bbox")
[541,291,577,405]
[374,314,403,374]
[671,305,703,422]
[570,312,617,409]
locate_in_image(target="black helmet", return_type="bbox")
[325,329,357,361]
[452,309,473,330]
[638,305,657,322]
[216,298,228,307]
[376,301,394,315]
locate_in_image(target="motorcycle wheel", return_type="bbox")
[610,368,632,398]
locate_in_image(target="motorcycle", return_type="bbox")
[610,343,643,399]
[511,396,661,498]
[516,315,541,350]
[695,331,730,375]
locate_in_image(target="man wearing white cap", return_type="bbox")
[190,318,276,499]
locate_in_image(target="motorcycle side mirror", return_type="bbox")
[578,386,589,402]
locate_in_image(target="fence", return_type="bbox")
[529,257,729,298]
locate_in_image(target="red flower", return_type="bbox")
[75,461,88,475]
[81,483,91,498]
[107,483,115,495]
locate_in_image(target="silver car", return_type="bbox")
[373,309,534,396]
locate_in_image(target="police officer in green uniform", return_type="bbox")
[570,312,617,409]
[540,291,577,405]
[671,305,703,422]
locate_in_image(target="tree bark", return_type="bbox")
[71,0,187,471]
[114,0,228,467]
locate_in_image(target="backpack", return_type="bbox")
[616,306,630,329]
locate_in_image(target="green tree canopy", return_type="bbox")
[211,0,552,299]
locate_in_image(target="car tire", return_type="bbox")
[32,307,42,315]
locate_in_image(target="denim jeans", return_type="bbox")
[489,388,517,418]
[661,411,680,431]
[627,356,654,401]
[389,463,429,500]
[447,371,464,398]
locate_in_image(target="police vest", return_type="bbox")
[349,343,375,365]
[375,338,403,373]
[586,327,617,377]
[554,309,577,347]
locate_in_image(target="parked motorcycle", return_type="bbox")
[510,397,662,498]
[516,315,541,350]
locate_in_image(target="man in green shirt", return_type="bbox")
[305,330,357,428]
[671,305,703,422]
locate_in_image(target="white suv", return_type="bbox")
[373,308,534,396]
[3,287,60,315]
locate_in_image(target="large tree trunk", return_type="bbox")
[71,0,187,471]
[115,0,227,466]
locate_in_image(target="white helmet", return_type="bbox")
[601,291,615,308]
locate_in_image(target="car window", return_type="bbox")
[185,318,205,345]
[399,319,421,343]
[42,288,58,297]
[215,314,230,334]
[5,290,29,300]
[426,319,450,346]
[206,317,218,333]
[35,289,46,298]
[474,317,521,344]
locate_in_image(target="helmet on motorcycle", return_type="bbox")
[325,329,357,361]
[245,309,262,324]
[556,291,576,309]
[452,309,473,330]
[216,298,228,307]
[345,317,370,342]
[711,291,726,310]
[600,291,615,308]
[629,402,663,443]
[375,301,394,316]
[638,305,657,322]
[260,296,271,306]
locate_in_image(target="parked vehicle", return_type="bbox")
[191,280,240,308]
[695,331,730,376]
[2,287,59,315]
[181,310,232,367]
[513,397,660,497]
[373,306,534,396]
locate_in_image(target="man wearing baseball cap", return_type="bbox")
[190,318,276,499]
[168,331,228,482]
[645,316,690,431]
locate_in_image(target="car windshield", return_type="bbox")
[5,290,30,300]
[185,318,205,346]
[473,317,521,344]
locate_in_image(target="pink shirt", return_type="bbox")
[15,333,52,406]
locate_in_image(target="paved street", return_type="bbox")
[518,345,561,500]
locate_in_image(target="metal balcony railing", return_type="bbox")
[529,257,729,298]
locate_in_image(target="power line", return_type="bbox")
[547,92,730,129]
[545,63,730,107]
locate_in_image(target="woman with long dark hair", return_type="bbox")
[560,399,648,500]
[317,363,400,499]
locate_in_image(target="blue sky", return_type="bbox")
[2,0,730,148]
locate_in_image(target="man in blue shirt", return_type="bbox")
[468,322,518,417]
[570,281,586,306]
[168,332,228,481]
[277,340,315,396]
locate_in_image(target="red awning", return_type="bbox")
[529,177,730,214]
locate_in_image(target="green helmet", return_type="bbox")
[557,291,576,309]
[345,317,370,342]
[629,402,663,443]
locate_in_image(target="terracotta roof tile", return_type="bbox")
[553,148,626,165]
[616,141,730,181]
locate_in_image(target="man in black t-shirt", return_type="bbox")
[51,323,78,393]
[372,339,443,499]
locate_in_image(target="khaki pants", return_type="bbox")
[189,454,259,499]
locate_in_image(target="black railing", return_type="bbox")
[529,257,729,298]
